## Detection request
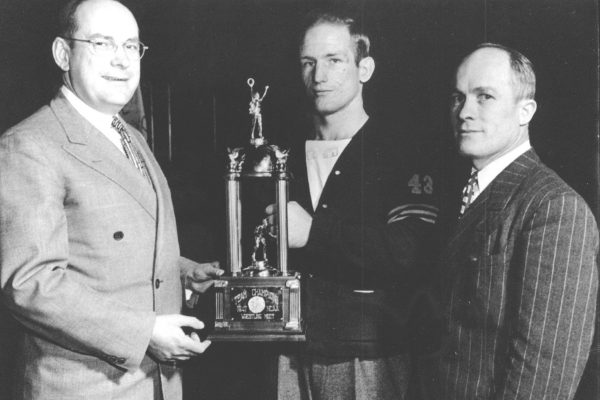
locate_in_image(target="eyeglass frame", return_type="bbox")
[62,36,149,59]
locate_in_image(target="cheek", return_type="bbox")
[450,109,459,125]
[301,72,312,87]
[130,71,141,87]
[330,66,350,84]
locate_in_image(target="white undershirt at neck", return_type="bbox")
[305,138,351,210]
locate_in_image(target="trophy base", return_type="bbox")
[242,260,279,277]
[209,273,305,342]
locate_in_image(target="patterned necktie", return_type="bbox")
[459,169,479,216]
[111,116,152,185]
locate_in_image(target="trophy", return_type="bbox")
[210,78,304,341]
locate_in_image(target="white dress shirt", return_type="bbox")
[471,140,532,203]
[61,86,125,154]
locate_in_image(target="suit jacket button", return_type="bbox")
[113,231,124,240]
[155,279,162,289]
[334,170,341,176]
[468,254,479,264]
[322,204,328,209]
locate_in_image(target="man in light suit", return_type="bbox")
[0,0,223,399]
[439,43,599,399]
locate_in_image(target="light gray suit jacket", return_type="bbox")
[0,93,198,400]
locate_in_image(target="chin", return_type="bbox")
[314,104,342,116]
[107,92,135,106]
[457,141,479,159]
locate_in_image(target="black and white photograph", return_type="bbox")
[0,0,598,399]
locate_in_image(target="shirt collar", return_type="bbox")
[476,140,532,193]
[61,86,115,131]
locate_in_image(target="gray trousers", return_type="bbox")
[277,353,410,400]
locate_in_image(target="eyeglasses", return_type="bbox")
[63,37,148,60]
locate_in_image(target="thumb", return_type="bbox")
[172,315,204,330]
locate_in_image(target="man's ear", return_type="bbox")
[52,37,71,72]
[358,56,375,83]
[518,99,537,125]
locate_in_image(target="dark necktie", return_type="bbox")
[459,170,479,216]
[111,116,152,185]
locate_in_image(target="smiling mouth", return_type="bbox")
[103,76,128,82]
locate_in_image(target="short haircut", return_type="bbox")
[300,7,371,65]
[57,0,127,39]
[473,42,536,101]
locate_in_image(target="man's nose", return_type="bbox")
[457,97,475,120]
[313,62,328,83]
[111,44,132,68]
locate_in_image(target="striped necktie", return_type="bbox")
[459,170,479,216]
[111,116,152,185]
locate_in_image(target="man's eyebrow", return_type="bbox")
[87,34,140,42]
[324,51,347,59]
[472,86,497,93]
[300,51,345,59]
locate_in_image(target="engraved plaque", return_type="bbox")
[230,287,283,322]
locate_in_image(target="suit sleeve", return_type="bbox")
[498,194,599,400]
[0,130,155,370]
[304,152,440,284]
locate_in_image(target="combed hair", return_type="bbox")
[300,8,371,65]
[57,0,128,39]
[475,42,536,100]
[57,0,87,38]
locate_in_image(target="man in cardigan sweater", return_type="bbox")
[268,8,439,400]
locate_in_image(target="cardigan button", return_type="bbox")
[155,279,162,289]
[113,231,124,240]
[321,204,328,209]
[334,170,341,175]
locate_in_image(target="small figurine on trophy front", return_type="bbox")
[244,218,277,277]
[247,78,269,146]
[251,219,269,265]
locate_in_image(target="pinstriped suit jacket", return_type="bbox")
[440,150,599,400]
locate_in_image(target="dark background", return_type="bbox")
[0,0,598,399]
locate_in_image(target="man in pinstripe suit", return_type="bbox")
[439,43,599,399]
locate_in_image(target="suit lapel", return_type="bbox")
[444,149,540,259]
[50,94,157,219]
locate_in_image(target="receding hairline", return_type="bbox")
[458,45,536,101]
[59,0,137,38]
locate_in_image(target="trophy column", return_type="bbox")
[276,154,288,275]
[225,154,243,275]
